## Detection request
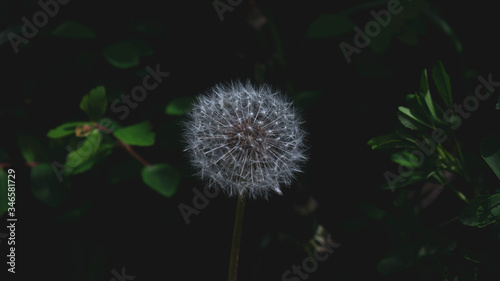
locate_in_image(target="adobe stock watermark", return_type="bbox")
[110,64,170,120]
[110,267,135,281]
[8,0,70,54]
[282,235,340,281]
[178,185,220,224]
[51,63,170,182]
[384,74,500,190]
[339,0,409,64]
[212,0,243,22]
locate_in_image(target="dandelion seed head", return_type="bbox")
[183,80,307,199]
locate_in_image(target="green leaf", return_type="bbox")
[0,169,8,218]
[80,86,107,121]
[307,14,355,39]
[141,163,180,198]
[404,92,441,128]
[390,151,422,168]
[18,134,49,163]
[114,121,155,146]
[460,194,500,227]
[52,21,96,39]
[419,69,438,120]
[422,91,438,121]
[69,143,112,175]
[429,13,462,56]
[432,61,453,108]
[420,69,430,95]
[367,133,408,150]
[397,106,431,130]
[47,121,93,138]
[476,194,500,228]
[381,171,430,190]
[165,97,196,116]
[480,136,500,180]
[460,195,489,227]
[31,163,68,207]
[394,127,418,144]
[65,130,102,175]
[102,41,141,69]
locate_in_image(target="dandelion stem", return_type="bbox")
[228,193,247,281]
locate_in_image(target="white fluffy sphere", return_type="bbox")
[183,81,307,199]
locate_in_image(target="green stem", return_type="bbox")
[436,144,452,165]
[436,216,459,228]
[228,193,247,281]
[434,171,468,204]
[448,182,469,204]
[451,131,471,182]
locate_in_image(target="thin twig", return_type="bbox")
[117,139,151,166]
[94,122,151,167]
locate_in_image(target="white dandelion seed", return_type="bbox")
[183,80,307,199]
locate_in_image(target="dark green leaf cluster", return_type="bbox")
[367,61,500,276]
[368,61,465,190]
[42,86,181,206]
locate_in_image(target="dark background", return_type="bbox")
[1,0,499,280]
